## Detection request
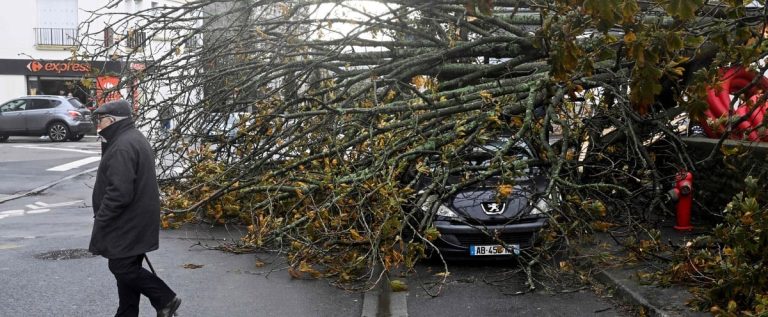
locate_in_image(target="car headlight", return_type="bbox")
[531,191,559,216]
[421,195,459,219]
[531,198,548,215]
[436,204,459,218]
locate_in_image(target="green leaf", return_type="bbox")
[621,0,640,24]
[631,65,663,106]
[684,35,705,47]
[686,99,709,117]
[665,32,684,51]
[584,0,622,31]
[390,279,408,292]
[666,0,703,20]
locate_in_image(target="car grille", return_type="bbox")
[458,217,539,226]
[455,232,534,247]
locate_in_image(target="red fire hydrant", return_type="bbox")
[668,171,694,231]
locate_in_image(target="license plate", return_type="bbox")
[470,244,520,256]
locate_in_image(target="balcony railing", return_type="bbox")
[126,30,147,49]
[34,28,77,47]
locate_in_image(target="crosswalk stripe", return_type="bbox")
[34,200,82,208]
[13,145,99,154]
[47,157,101,172]
[26,209,51,214]
[0,210,24,216]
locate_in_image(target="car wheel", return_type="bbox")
[47,122,70,142]
[69,133,85,141]
[0,135,8,143]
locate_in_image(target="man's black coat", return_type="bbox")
[89,119,160,259]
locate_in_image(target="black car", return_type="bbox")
[412,139,552,258]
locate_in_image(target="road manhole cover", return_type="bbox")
[34,249,96,260]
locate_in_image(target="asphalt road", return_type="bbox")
[0,136,101,200]
[0,137,626,317]
[0,170,361,316]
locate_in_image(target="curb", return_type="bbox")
[361,289,380,317]
[594,269,672,317]
[361,263,409,317]
[0,167,97,204]
[579,240,708,317]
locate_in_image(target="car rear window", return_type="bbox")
[67,98,85,108]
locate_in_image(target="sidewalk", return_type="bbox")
[148,224,364,316]
[576,221,710,317]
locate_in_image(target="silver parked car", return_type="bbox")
[0,96,93,142]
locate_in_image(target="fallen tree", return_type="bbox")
[78,0,768,305]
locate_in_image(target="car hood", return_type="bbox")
[448,180,537,223]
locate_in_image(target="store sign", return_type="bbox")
[96,76,123,106]
[26,61,91,74]
[26,61,43,72]
[0,59,122,76]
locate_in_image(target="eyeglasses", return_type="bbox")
[96,115,117,124]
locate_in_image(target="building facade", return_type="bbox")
[0,0,181,107]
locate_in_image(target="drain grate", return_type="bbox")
[34,249,97,260]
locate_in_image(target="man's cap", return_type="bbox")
[93,100,132,117]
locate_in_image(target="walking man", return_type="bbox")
[89,100,181,317]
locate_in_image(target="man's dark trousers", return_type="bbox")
[108,254,176,317]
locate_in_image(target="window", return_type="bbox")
[67,98,84,108]
[127,30,147,49]
[0,100,28,112]
[27,99,58,110]
[35,0,78,47]
[104,27,115,47]
[185,35,201,50]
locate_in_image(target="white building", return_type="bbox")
[0,0,184,108]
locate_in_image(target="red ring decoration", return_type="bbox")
[702,67,768,141]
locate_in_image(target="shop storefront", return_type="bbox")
[0,58,123,107]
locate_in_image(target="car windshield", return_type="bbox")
[423,140,535,181]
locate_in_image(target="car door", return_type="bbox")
[24,98,58,133]
[0,99,29,133]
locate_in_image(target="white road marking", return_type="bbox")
[34,200,82,208]
[26,209,51,214]
[0,200,82,221]
[47,157,101,172]
[0,210,24,216]
[13,145,99,154]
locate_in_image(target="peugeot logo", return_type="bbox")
[481,202,505,215]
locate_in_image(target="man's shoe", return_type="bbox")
[158,297,181,317]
